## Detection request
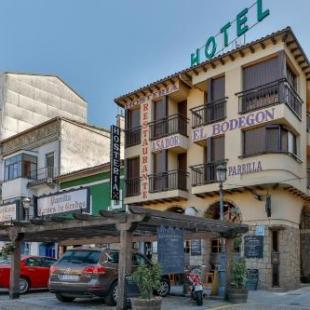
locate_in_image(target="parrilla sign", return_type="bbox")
[37,188,90,216]
[192,108,275,142]
[0,203,17,223]
[191,0,270,67]
[111,125,121,201]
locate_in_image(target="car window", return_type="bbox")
[41,258,56,267]
[25,257,43,267]
[133,254,148,266]
[59,251,101,265]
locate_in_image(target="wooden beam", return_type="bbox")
[249,46,255,54]
[220,58,225,65]
[225,238,234,291]
[211,62,217,69]
[202,65,208,72]
[9,237,22,299]
[282,33,289,43]
[116,223,133,310]
[260,42,266,49]
[271,37,277,45]
[192,68,199,75]
[239,50,245,58]
[290,47,298,54]
[229,54,235,61]
[286,40,295,47]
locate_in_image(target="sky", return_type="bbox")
[0,0,309,128]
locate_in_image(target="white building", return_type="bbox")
[0,72,87,140]
[0,116,124,256]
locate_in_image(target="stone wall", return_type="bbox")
[244,224,300,290]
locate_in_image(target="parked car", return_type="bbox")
[0,256,57,293]
[49,248,170,306]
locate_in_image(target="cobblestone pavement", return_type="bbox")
[0,286,310,310]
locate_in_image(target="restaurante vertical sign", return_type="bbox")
[111,125,121,201]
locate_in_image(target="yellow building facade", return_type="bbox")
[115,27,310,290]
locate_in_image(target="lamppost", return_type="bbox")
[22,197,31,221]
[216,164,227,299]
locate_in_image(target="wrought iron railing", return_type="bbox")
[125,178,141,197]
[27,167,58,186]
[307,169,310,189]
[191,161,226,187]
[149,114,188,141]
[191,98,227,128]
[125,126,141,148]
[149,170,188,193]
[237,78,302,119]
[307,113,310,132]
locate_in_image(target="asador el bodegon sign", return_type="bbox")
[191,0,270,66]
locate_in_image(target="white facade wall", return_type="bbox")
[0,73,87,139]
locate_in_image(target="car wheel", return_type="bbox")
[55,294,75,303]
[105,281,118,306]
[157,278,170,297]
[19,277,29,294]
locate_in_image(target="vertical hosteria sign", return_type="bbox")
[111,125,121,200]
[191,0,270,66]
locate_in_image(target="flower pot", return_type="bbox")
[131,296,162,310]
[227,287,248,304]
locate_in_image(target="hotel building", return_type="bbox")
[115,27,310,290]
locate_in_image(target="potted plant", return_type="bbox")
[227,257,248,303]
[131,263,162,310]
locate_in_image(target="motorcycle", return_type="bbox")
[187,267,204,306]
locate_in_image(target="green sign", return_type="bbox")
[191,0,270,67]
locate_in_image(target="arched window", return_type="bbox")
[205,201,241,223]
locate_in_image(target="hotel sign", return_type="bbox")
[191,0,270,66]
[111,125,121,201]
[0,203,17,223]
[192,108,275,143]
[37,188,90,216]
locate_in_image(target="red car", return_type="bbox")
[0,256,56,293]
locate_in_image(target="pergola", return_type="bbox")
[0,206,248,310]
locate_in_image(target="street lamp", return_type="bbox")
[22,197,31,221]
[216,164,227,299]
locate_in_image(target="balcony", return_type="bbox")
[191,161,226,187]
[28,167,58,187]
[191,98,227,128]
[125,126,141,148]
[308,169,310,189]
[149,114,188,141]
[125,178,141,197]
[149,170,188,193]
[237,78,302,120]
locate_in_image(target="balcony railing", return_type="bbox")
[28,166,58,187]
[191,161,226,187]
[125,126,141,148]
[307,113,310,132]
[149,170,188,193]
[237,78,302,119]
[308,170,310,189]
[125,178,141,197]
[149,114,188,141]
[191,98,227,128]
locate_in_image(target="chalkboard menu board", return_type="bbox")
[244,236,264,258]
[125,275,140,298]
[157,226,184,274]
[191,239,202,256]
[246,269,259,290]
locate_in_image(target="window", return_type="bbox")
[4,154,37,181]
[46,152,55,178]
[133,254,148,266]
[59,250,101,265]
[25,257,43,267]
[127,108,140,129]
[287,65,297,90]
[243,125,297,157]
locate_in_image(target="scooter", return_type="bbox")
[187,268,204,306]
